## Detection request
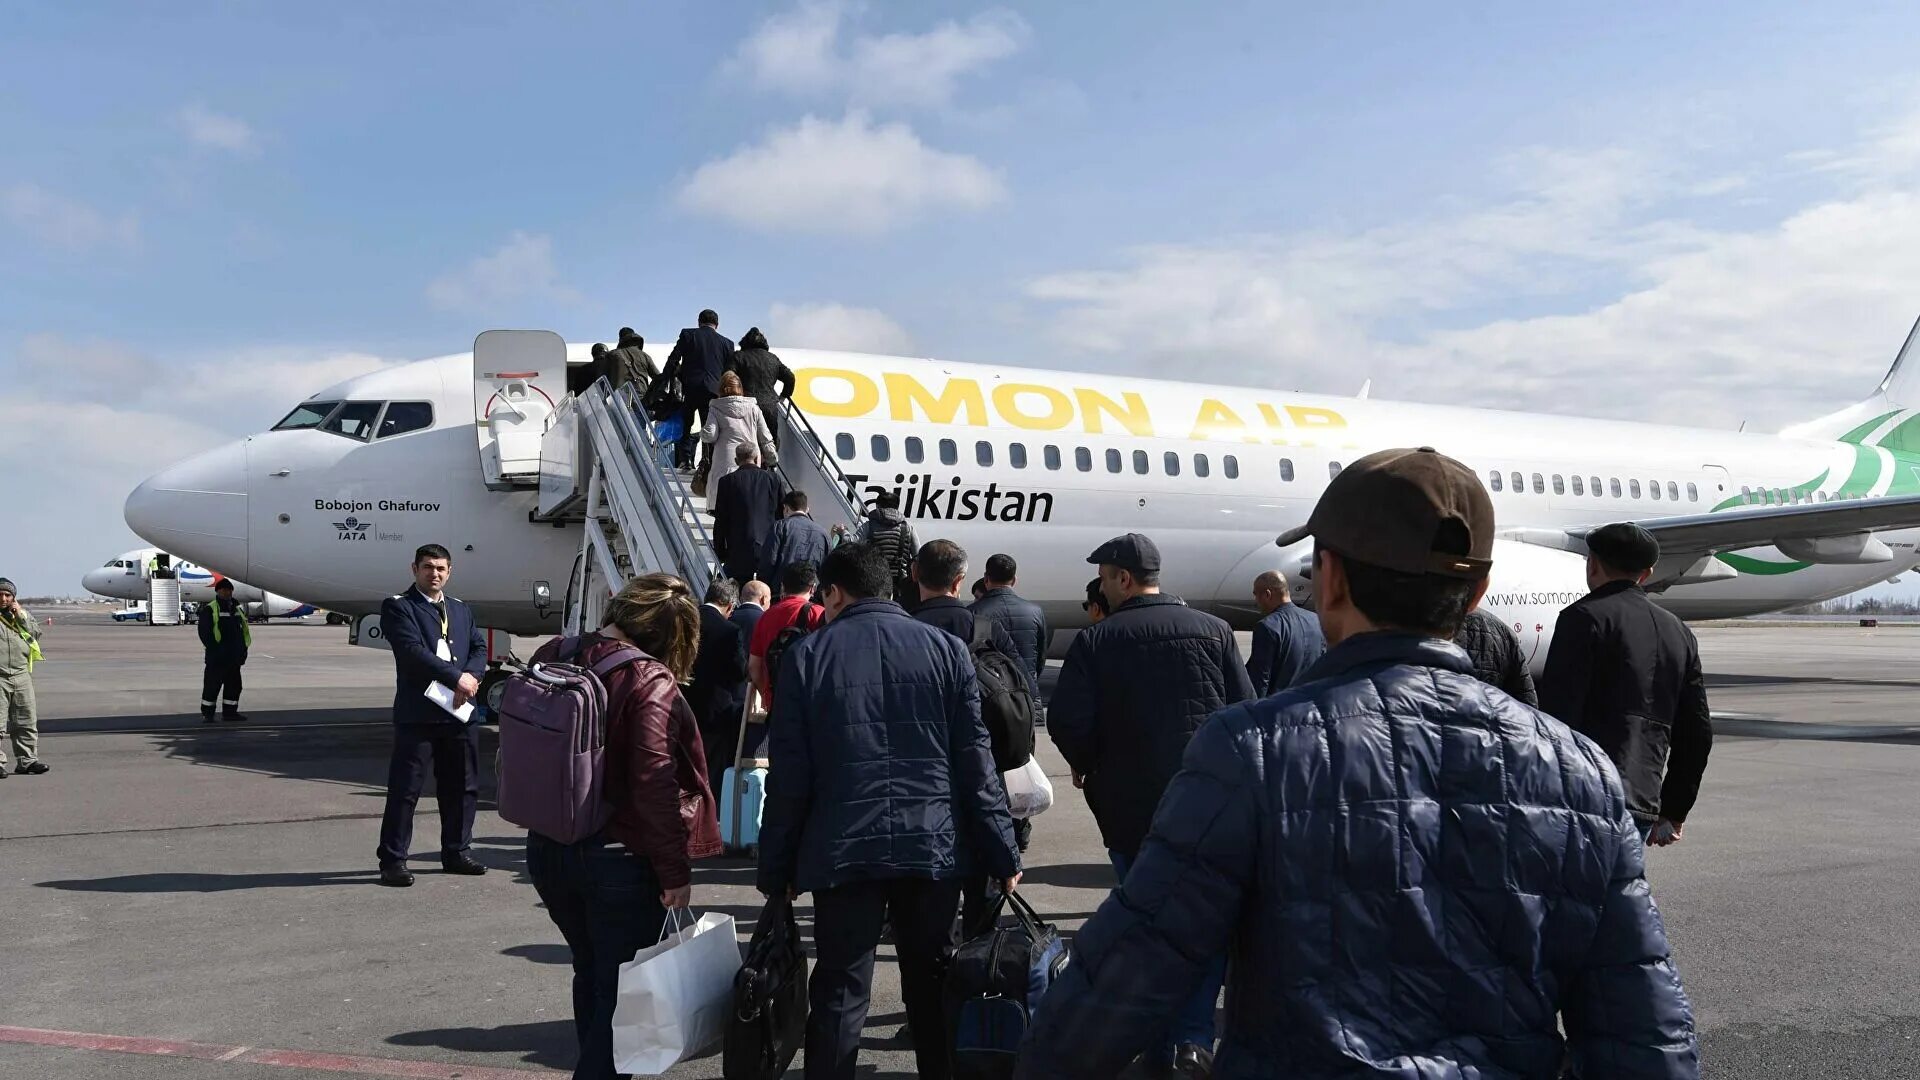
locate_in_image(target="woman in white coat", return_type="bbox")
[700,371,776,510]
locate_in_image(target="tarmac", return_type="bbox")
[3,609,1919,1078]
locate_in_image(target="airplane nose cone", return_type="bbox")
[125,441,250,577]
[80,569,108,595]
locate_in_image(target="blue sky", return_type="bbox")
[10,2,1920,594]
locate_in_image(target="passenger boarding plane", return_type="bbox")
[82,547,316,618]
[124,321,1920,672]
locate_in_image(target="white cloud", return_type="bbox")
[175,104,257,153]
[677,111,1004,234]
[768,301,916,354]
[2,183,138,252]
[426,231,579,311]
[0,337,399,596]
[1023,114,1920,432]
[735,2,1029,110]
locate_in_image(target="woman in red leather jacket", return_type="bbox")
[525,572,722,1080]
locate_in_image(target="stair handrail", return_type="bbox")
[773,396,867,531]
[596,379,718,596]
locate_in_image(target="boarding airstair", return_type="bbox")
[470,330,866,633]
[147,575,183,626]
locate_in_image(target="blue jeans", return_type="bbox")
[527,833,667,1080]
[1111,849,1224,1057]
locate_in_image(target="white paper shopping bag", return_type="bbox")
[611,910,742,1075]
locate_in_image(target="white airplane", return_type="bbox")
[122,322,1920,672]
[82,546,316,619]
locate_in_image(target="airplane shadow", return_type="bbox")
[37,869,380,893]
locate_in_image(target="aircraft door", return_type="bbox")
[474,330,566,488]
[1701,464,1732,504]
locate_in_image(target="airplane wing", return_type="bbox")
[1501,494,1920,586]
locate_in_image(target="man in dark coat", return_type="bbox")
[759,491,829,590]
[1047,532,1253,1075]
[687,578,748,793]
[1540,522,1713,846]
[606,326,657,393]
[1018,448,1699,1080]
[759,543,1020,1080]
[711,443,784,584]
[855,489,918,603]
[910,539,1017,655]
[662,308,735,469]
[970,552,1050,699]
[1455,606,1539,705]
[196,579,251,723]
[727,326,794,448]
[375,544,490,888]
[1245,570,1324,696]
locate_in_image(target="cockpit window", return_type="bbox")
[273,401,340,431]
[377,402,434,439]
[322,401,382,442]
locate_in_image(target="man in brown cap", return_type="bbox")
[1019,448,1698,1080]
[1540,521,1713,848]
[1047,531,1252,1078]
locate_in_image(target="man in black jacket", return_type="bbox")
[688,578,748,793]
[196,579,251,723]
[662,308,735,469]
[1048,532,1253,1075]
[970,553,1050,699]
[1455,607,1538,705]
[1540,523,1712,847]
[712,443,783,584]
[1245,570,1324,696]
[911,540,1016,656]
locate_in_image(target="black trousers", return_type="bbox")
[376,723,479,866]
[200,659,243,714]
[807,877,960,1080]
[676,387,714,468]
[758,399,783,451]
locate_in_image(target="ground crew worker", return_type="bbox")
[197,579,251,723]
[0,577,47,777]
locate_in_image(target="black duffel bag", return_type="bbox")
[724,895,808,1079]
[946,890,1070,1079]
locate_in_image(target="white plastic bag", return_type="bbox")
[611,910,742,1075]
[1002,755,1055,819]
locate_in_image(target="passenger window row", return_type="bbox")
[836,433,1254,481]
[1486,469,1699,504]
[1739,485,1852,505]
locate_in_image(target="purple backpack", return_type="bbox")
[496,637,647,843]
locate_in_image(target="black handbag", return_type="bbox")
[723,895,808,1079]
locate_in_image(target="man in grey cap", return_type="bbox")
[1047,532,1252,1078]
[0,577,46,777]
[1540,522,1713,847]
[1020,449,1698,1079]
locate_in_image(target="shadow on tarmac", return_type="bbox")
[36,869,382,892]
[1018,862,1118,890]
[387,1021,575,1071]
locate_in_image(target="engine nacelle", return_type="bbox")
[1276,536,1587,681]
[244,592,314,619]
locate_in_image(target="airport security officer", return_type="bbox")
[0,577,46,777]
[375,543,490,888]
[197,579,250,723]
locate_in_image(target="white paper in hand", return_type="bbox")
[425,682,476,723]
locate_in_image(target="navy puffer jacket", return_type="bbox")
[969,587,1051,698]
[1019,632,1698,1080]
[757,597,1020,896]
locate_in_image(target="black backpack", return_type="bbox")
[762,608,820,697]
[945,891,1070,1079]
[970,620,1035,773]
[723,895,808,1079]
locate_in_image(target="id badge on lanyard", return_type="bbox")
[435,608,453,663]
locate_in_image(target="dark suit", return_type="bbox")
[664,325,735,468]
[712,464,784,583]
[688,604,748,793]
[376,585,489,867]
